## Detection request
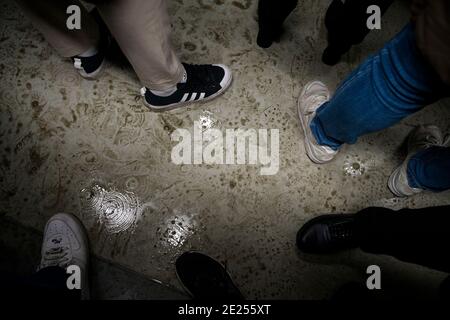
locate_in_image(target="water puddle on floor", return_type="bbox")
[80,183,152,234]
[342,155,375,177]
[156,210,198,250]
[343,160,366,177]
[79,179,199,255]
[198,110,218,132]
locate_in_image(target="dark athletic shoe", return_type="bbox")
[141,63,232,111]
[71,35,110,80]
[296,214,359,254]
[175,251,244,300]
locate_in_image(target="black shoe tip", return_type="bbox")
[322,48,342,66]
[257,33,274,48]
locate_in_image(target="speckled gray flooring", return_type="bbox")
[0,0,449,299]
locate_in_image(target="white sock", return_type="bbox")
[180,70,187,83]
[149,86,177,97]
[79,46,99,58]
[149,71,187,97]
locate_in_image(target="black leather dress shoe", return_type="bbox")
[296,214,360,253]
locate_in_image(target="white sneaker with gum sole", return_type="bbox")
[298,81,338,164]
[388,125,445,197]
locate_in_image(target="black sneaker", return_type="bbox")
[71,34,110,80]
[141,63,232,111]
[296,214,359,254]
[175,251,244,301]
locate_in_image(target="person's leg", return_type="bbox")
[97,0,232,111]
[38,213,90,299]
[4,266,80,300]
[15,0,108,79]
[296,206,450,273]
[3,213,90,300]
[388,125,450,196]
[355,206,450,274]
[322,0,349,66]
[14,0,99,58]
[257,0,298,48]
[323,0,394,65]
[297,206,450,299]
[96,0,183,91]
[310,23,448,151]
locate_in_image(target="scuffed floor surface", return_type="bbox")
[1,0,449,299]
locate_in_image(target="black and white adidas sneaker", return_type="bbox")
[141,63,232,111]
[71,35,110,80]
[72,53,106,79]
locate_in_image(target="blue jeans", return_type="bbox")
[310,23,450,192]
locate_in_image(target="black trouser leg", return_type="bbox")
[2,266,81,300]
[358,205,450,299]
[323,0,394,65]
[257,0,298,48]
[355,206,450,273]
[333,206,450,300]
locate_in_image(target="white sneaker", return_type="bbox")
[297,81,338,164]
[39,213,90,299]
[388,125,444,197]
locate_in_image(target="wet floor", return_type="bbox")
[1,0,449,299]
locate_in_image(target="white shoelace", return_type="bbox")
[422,134,442,148]
[411,128,449,151]
[305,95,328,114]
[40,238,71,269]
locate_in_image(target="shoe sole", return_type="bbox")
[143,67,233,112]
[297,82,335,164]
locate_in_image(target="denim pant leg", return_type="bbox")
[407,147,450,192]
[310,23,447,150]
